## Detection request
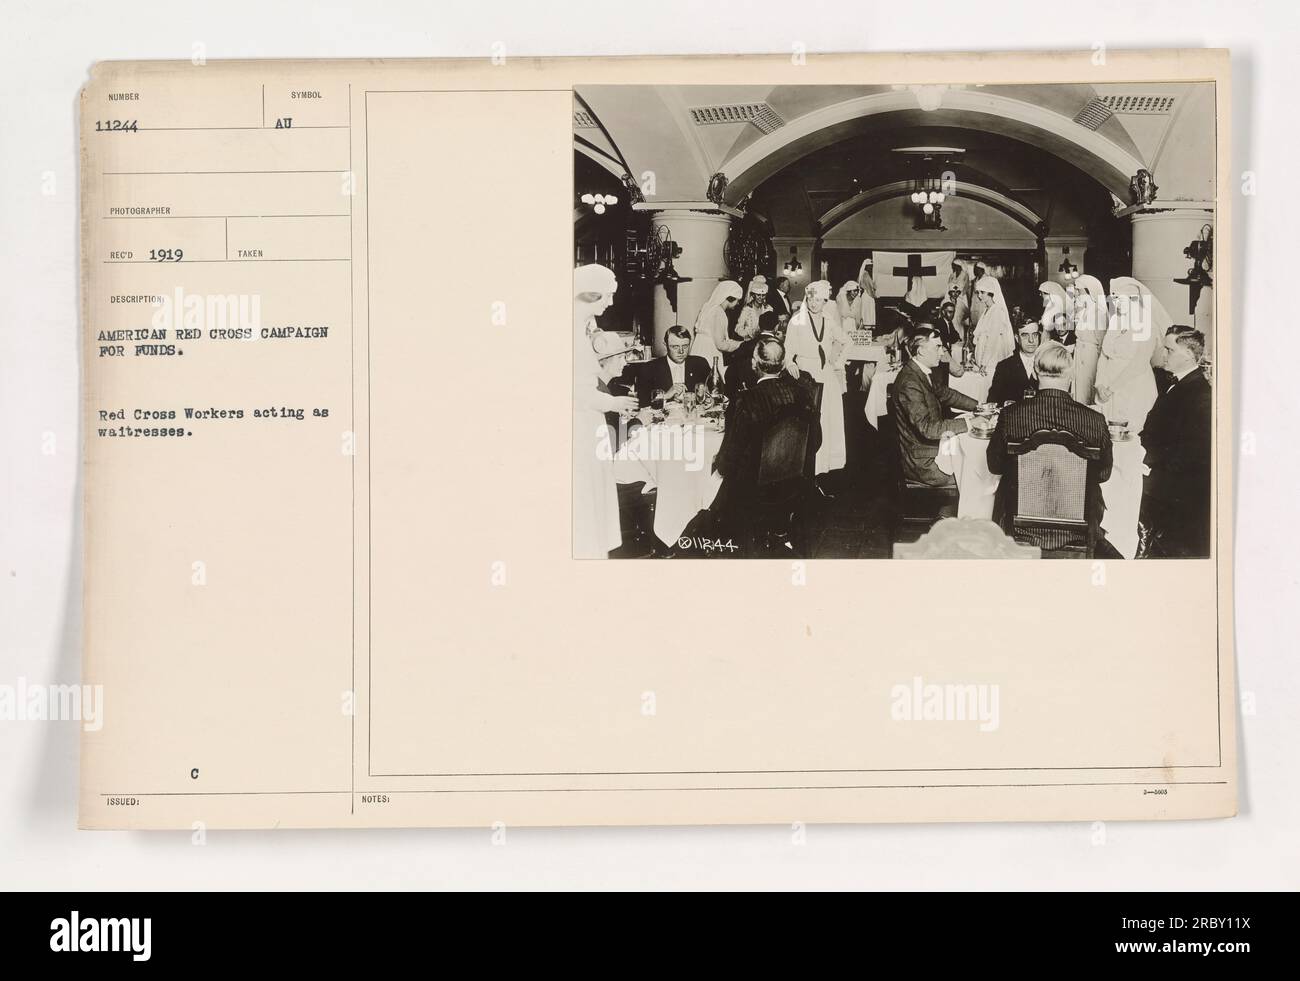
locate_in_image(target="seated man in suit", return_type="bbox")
[987,320,1043,405]
[711,336,822,519]
[986,341,1113,547]
[632,325,711,407]
[890,327,980,487]
[1139,326,1211,557]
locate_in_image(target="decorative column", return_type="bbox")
[1127,203,1216,354]
[634,203,735,355]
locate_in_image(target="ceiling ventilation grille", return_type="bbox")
[573,109,599,129]
[689,103,786,134]
[1073,99,1114,131]
[1100,94,1178,114]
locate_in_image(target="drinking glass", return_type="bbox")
[619,388,637,421]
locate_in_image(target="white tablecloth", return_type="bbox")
[934,430,1000,520]
[863,365,900,429]
[864,361,991,430]
[935,430,1146,557]
[611,421,725,546]
[1097,437,1147,559]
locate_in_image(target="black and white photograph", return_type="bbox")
[574,82,1216,560]
[11,0,1300,925]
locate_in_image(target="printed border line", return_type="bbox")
[372,762,1227,777]
[365,90,373,779]
[356,83,1229,798]
[349,81,356,816]
[104,780,1230,798]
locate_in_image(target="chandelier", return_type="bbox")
[580,192,618,215]
[893,146,961,232]
[909,179,946,229]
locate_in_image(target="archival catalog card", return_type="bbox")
[79,49,1236,829]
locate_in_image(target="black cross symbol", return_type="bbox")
[893,253,937,290]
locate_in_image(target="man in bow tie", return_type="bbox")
[1139,326,1211,557]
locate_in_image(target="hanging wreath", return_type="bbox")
[723,218,775,286]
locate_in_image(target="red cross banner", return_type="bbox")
[873,250,957,299]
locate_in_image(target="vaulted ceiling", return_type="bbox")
[744,125,1114,240]
[575,81,1216,234]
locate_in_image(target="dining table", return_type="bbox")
[611,410,726,547]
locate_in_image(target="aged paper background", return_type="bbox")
[78,50,1235,829]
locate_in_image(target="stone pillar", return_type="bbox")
[637,206,733,355]
[1130,205,1216,355]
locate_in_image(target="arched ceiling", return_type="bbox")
[574,81,1214,207]
[718,83,1143,173]
[743,125,1115,241]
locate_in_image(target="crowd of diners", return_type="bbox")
[575,261,1211,559]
